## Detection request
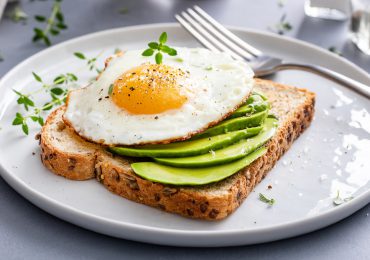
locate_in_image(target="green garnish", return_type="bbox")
[205,66,213,71]
[12,72,78,135]
[32,0,67,46]
[259,193,275,205]
[74,51,103,74]
[142,32,177,64]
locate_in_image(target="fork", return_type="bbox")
[175,6,370,99]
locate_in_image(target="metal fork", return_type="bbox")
[175,6,370,99]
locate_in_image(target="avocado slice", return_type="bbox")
[155,118,277,167]
[109,126,262,158]
[194,110,268,139]
[229,92,269,119]
[131,147,267,186]
[230,104,253,118]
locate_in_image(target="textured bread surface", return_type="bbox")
[39,78,315,220]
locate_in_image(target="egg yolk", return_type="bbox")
[112,64,188,114]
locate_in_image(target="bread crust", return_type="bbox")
[40,107,101,180]
[39,79,315,219]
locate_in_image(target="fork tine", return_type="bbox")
[193,5,263,57]
[175,14,221,53]
[186,8,254,60]
[179,12,244,61]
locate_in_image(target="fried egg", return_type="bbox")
[63,48,254,145]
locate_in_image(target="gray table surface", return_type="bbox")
[1,0,369,259]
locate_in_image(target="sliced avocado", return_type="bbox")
[131,147,267,185]
[109,126,262,158]
[194,110,268,139]
[155,118,277,167]
[230,104,253,118]
[229,92,269,119]
[246,94,270,112]
[252,91,268,101]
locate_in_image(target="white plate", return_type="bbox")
[0,24,369,247]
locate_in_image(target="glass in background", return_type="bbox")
[305,0,351,20]
[351,0,370,55]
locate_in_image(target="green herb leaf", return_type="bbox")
[12,117,23,125]
[161,45,177,56]
[67,73,78,81]
[23,96,35,107]
[50,29,60,36]
[43,102,53,111]
[38,117,44,126]
[51,87,64,95]
[259,193,275,206]
[159,32,167,44]
[22,123,29,135]
[43,36,51,46]
[108,84,114,95]
[56,23,67,29]
[142,48,154,56]
[35,15,46,22]
[30,116,39,122]
[56,12,64,22]
[155,52,163,64]
[205,66,213,71]
[148,42,159,49]
[32,72,42,82]
[168,48,177,56]
[53,76,65,84]
[74,52,86,60]
[160,45,171,53]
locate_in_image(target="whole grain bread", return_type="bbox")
[39,78,315,220]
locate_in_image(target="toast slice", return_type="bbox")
[40,78,315,220]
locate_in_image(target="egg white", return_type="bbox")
[63,47,254,145]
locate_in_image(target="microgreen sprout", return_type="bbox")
[142,32,177,64]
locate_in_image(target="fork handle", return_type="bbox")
[275,63,370,99]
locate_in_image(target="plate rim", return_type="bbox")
[0,23,369,246]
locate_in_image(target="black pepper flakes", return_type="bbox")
[154,116,159,120]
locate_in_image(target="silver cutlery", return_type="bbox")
[175,6,370,99]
